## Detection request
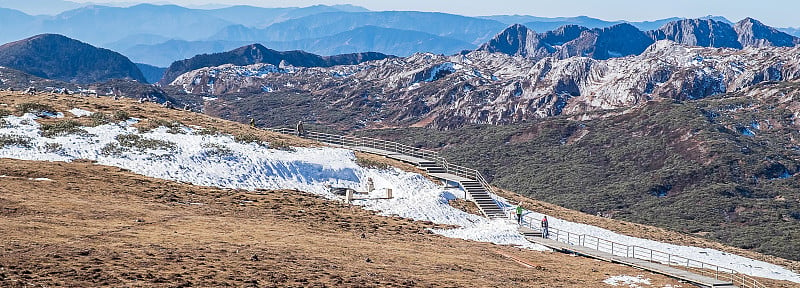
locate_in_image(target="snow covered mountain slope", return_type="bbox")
[169,41,800,129]
[0,94,798,284]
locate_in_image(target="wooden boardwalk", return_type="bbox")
[520,227,737,288]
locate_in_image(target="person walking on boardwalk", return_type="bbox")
[541,216,549,238]
[296,120,305,136]
[515,202,524,224]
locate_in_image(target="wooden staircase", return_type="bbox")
[268,128,508,219]
[459,180,505,218]
[418,160,505,219]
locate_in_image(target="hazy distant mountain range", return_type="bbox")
[2,2,800,68]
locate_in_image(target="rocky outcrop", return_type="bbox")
[647,19,741,48]
[559,23,654,60]
[0,34,146,84]
[169,41,800,129]
[734,17,800,47]
[476,24,540,57]
[478,17,799,63]
[159,43,393,85]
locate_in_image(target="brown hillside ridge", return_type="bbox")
[0,92,316,147]
[0,92,796,286]
[1,158,685,287]
[495,188,800,276]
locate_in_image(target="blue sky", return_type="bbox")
[69,0,800,28]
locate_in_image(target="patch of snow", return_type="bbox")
[30,178,52,181]
[68,108,93,117]
[510,199,800,283]
[603,275,651,287]
[424,62,456,82]
[0,114,545,251]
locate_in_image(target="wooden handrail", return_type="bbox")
[269,127,502,216]
[517,216,766,288]
[274,126,768,287]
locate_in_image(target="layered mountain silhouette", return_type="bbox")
[0,34,145,84]
[159,44,393,85]
[478,18,800,60]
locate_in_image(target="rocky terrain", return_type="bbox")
[158,43,392,85]
[0,34,146,84]
[167,40,800,129]
[479,18,798,61]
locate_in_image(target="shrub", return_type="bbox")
[40,120,89,137]
[355,157,390,170]
[16,102,56,116]
[196,126,220,136]
[41,142,64,154]
[113,110,131,121]
[90,112,112,126]
[234,133,262,144]
[201,143,235,157]
[0,134,33,148]
[268,139,294,151]
[100,142,125,156]
[115,134,177,152]
[0,108,11,117]
[138,119,184,133]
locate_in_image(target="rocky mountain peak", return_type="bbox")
[476,23,538,57]
[159,43,393,85]
[648,18,742,49]
[558,23,653,60]
[734,17,800,47]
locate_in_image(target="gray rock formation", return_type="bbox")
[647,18,742,49]
[734,17,800,47]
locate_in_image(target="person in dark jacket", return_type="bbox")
[296,120,305,136]
[541,216,549,238]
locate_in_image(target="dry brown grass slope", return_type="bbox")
[0,92,795,287]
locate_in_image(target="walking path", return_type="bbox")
[519,227,737,287]
[269,127,767,288]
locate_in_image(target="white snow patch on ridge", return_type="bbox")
[1,113,799,283]
[0,114,543,251]
[603,275,651,287]
[68,108,93,117]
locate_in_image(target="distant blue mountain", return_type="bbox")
[210,11,508,45]
[123,26,473,66]
[203,4,370,28]
[0,0,81,15]
[135,63,167,84]
[0,8,38,44]
[481,15,732,33]
[122,40,253,67]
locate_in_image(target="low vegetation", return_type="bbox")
[15,102,57,116]
[40,120,89,137]
[358,86,800,261]
[0,134,33,148]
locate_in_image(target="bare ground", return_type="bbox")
[1,158,688,287]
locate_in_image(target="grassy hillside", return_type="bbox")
[358,82,800,262]
[0,92,797,287]
[0,92,696,287]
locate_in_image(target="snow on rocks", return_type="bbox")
[68,108,93,117]
[0,113,544,250]
[603,275,652,287]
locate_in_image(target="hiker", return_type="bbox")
[250,118,255,127]
[296,120,305,136]
[515,202,524,224]
[541,216,549,238]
